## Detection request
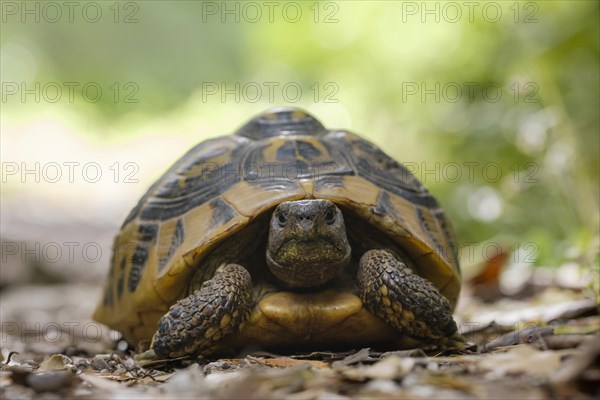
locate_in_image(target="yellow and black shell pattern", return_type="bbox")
[93,108,461,345]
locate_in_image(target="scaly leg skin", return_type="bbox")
[357,249,461,346]
[152,264,253,359]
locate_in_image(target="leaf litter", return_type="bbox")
[1,266,599,399]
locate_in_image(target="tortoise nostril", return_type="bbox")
[297,214,314,222]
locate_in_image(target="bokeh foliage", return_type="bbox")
[2,1,598,272]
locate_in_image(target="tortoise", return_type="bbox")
[93,107,462,358]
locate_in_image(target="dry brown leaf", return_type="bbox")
[424,374,476,392]
[479,345,561,377]
[381,348,427,358]
[38,354,73,371]
[471,299,597,327]
[554,316,600,335]
[162,363,207,395]
[103,372,136,382]
[343,355,415,381]
[249,356,328,369]
[550,333,600,385]
[340,348,371,365]
[139,372,173,383]
[79,372,128,391]
[481,326,554,352]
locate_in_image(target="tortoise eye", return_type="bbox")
[277,212,287,226]
[325,209,336,224]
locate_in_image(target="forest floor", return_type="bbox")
[1,260,598,399]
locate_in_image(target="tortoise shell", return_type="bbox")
[93,108,461,345]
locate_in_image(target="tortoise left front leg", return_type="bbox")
[357,249,459,342]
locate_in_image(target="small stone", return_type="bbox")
[90,357,110,371]
[123,357,135,368]
[26,371,73,393]
[76,360,90,371]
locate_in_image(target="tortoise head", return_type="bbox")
[266,199,351,288]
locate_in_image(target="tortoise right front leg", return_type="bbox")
[152,264,253,358]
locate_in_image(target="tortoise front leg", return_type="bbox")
[357,249,458,342]
[152,264,253,358]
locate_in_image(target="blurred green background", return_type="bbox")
[1,1,598,288]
